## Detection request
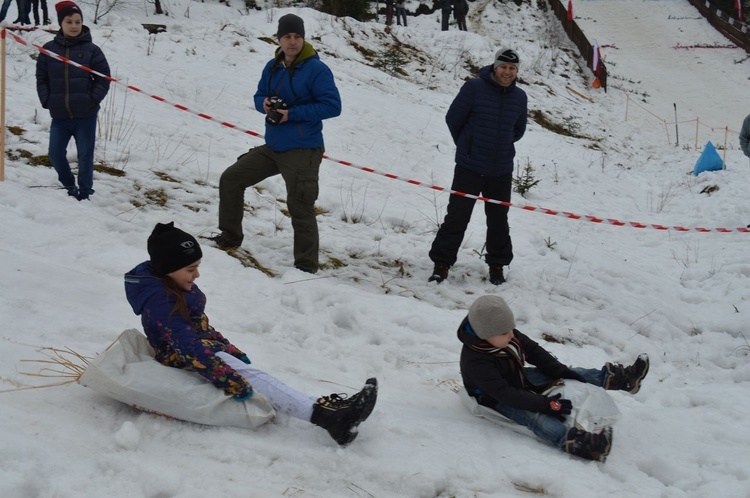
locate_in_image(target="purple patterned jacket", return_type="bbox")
[124,261,251,398]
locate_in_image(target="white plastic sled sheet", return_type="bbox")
[78,329,275,429]
[460,380,620,434]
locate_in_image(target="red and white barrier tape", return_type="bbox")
[324,151,750,233]
[7,29,749,234]
[6,30,263,140]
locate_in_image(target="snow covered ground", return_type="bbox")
[1,0,750,496]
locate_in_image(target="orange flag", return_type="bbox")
[592,40,602,88]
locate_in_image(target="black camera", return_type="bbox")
[266,96,289,126]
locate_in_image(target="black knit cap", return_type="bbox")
[55,1,83,25]
[493,48,520,68]
[277,13,305,39]
[147,222,202,276]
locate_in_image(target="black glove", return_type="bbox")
[561,368,586,383]
[544,393,572,422]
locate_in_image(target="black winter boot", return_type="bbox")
[310,378,378,446]
[206,233,240,250]
[563,426,613,462]
[488,266,505,285]
[428,264,449,283]
[604,354,649,394]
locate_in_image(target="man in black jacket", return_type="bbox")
[458,295,649,462]
[429,48,527,285]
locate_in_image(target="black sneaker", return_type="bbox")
[489,266,505,285]
[604,354,649,394]
[428,264,449,283]
[310,378,378,446]
[206,233,240,250]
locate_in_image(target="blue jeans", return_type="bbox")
[491,366,606,448]
[49,116,98,196]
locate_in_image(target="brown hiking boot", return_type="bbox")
[563,426,613,462]
[604,354,649,394]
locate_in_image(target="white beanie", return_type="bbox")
[467,295,516,339]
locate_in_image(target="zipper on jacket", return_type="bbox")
[64,46,73,118]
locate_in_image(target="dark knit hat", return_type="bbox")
[467,295,516,340]
[277,14,305,39]
[493,48,520,68]
[147,222,202,276]
[55,1,82,24]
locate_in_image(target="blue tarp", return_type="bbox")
[693,141,724,175]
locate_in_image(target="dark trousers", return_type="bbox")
[395,7,406,26]
[218,145,324,272]
[0,0,13,22]
[441,8,451,30]
[31,0,48,24]
[429,166,513,268]
[12,0,30,24]
[456,14,467,31]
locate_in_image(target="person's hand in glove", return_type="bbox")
[233,388,253,402]
[545,393,572,421]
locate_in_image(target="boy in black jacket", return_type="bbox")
[459,295,649,462]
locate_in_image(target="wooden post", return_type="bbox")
[1,28,6,182]
[694,118,699,150]
[624,93,629,121]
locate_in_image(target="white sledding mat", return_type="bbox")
[79,329,275,429]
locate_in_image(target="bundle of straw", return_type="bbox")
[0,347,91,394]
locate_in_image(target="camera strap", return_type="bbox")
[267,57,300,106]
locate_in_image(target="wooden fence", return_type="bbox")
[546,0,608,92]
[687,0,750,53]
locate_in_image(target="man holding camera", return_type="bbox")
[213,13,341,274]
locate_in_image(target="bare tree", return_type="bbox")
[85,0,127,24]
